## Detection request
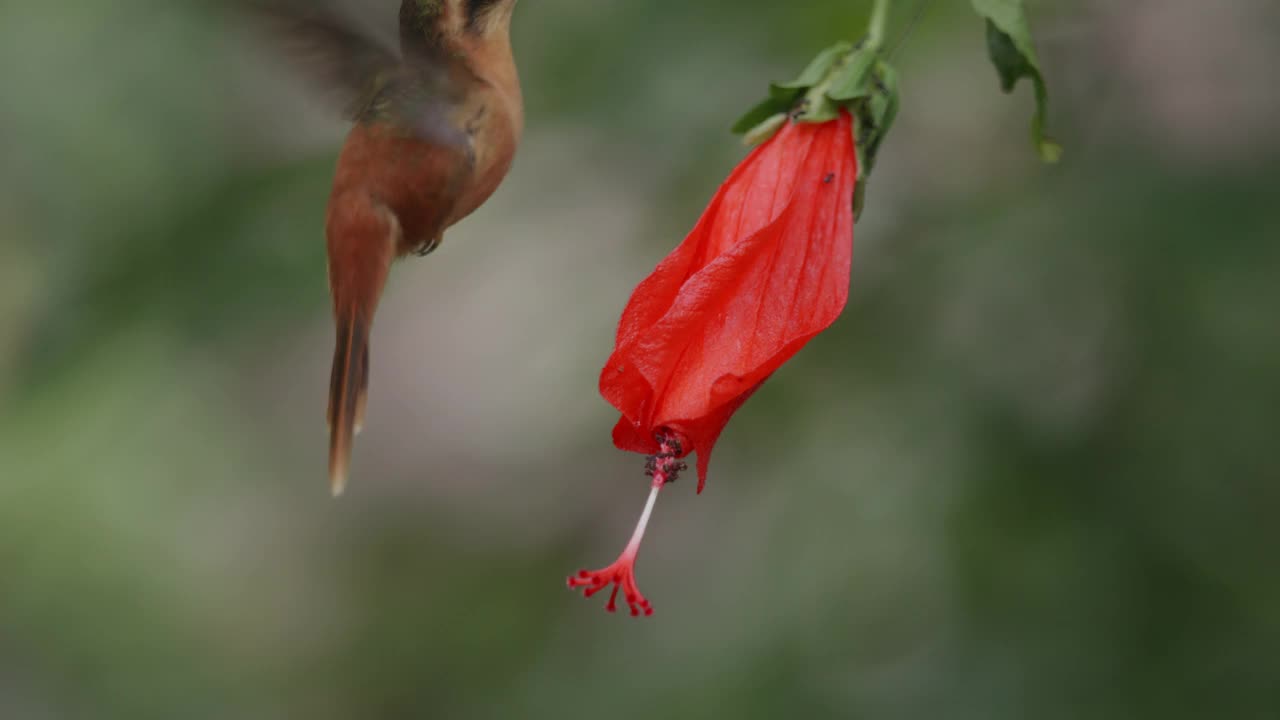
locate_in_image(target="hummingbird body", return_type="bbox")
[262,0,523,493]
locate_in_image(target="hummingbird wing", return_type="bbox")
[244,0,471,148]
[244,0,402,119]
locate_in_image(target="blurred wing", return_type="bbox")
[244,0,469,143]
[245,0,400,120]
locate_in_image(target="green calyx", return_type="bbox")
[733,40,901,220]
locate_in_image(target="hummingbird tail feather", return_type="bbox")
[327,307,369,496]
[325,196,400,496]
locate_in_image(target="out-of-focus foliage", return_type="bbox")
[2,0,1279,718]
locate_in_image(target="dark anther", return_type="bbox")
[651,431,676,454]
[644,453,685,485]
[645,430,687,484]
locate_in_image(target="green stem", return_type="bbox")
[866,0,891,51]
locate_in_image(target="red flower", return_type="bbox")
[568,112,857,615]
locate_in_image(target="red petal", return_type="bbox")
[600,113,857,487]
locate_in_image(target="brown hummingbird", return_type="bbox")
[253,0,523,494]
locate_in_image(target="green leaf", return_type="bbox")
[731,95,793,134]
[732,41,855,135]
[867,61,899,155]
[773,41,854,90]
[795,94,841,125]
[826,49,877,102]
[970,0,1061,163]
[850,59,901,222]
[741,113,788,147]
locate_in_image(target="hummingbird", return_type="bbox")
[251,0,524,495]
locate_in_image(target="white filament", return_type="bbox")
[623,484,662,557]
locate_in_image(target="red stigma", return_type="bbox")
[567,557,653,617]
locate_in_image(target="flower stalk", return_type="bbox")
[867,0,892,53]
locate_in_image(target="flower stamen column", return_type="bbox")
[567,432,687,616]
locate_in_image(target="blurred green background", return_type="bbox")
[3,0,1279,717]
